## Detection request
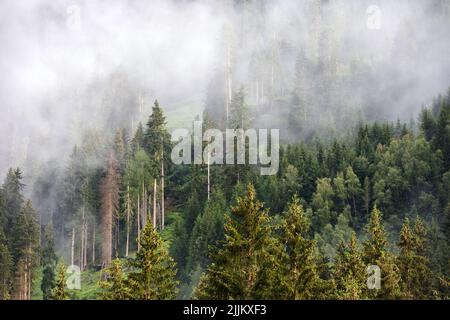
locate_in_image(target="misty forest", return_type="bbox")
[1,0,450,300]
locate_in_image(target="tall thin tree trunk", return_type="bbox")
[71,227,75,266]
[27,247,31,300]
[80,205,85,271]
[153,178,157,228]
[116,204,120,258]
[137,193,141,251]
[142,182,147,229]
[92,222,95,264]
[84,223,87,269]
[225,42,232,125]
[207,152,210,200]
[256,80,259,104]
[161,151,165,230]
[126,184,130,257]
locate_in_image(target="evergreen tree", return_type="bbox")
[433,97,450,170]
[363,207,401,299]
[312,178,335,230]
[100,152,120,267]
[128,223,178,299]
[144,100,171,160]
[280,195,323,299]
[100,258,132,300]
[0,228,12,300]
[0,192,12,299]
[195,183,282,299]
[131,122,145,154]
[229,87,249,129]
[41,223,57,300]
[2,168,25,239]
[186,188,226,273]
[397,218,434,299]
[51,263,67,300]
[11,200,39,300]
[420,108,437,141]
[333,233,367,299]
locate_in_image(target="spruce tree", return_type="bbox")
[100,258,132,300]
[51,263,68,300]
[0,229,12,300]
[128,222,178,299]
[333,233,367,299]
[280,195,323,299]
[2,168,24,240]
[186,188,226,273]
[0,192,12,299]
[11,200,39,299]
[41,223,57,300]
[195,183,282,299]
[144,100,171,159]
[397,218,434,299]
[363,207,401,299]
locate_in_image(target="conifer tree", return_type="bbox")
[51,263,68,300]
[2,168,24,240]
[0,192,12,299]
[195,183,281,299]
[333,233,367,299]
[0,228,12,300]
[100,152,120,267]
[280,195,323,299]
[128,222,178,299]
[144,100,171,159]
[363,207,401,299]
[11,200,39,300]
[186,187,226,273]
[100,258,132,300]
[41,223,57,300]
[131,122,145,154]
[397,218,434,299]
[144,100,171,230]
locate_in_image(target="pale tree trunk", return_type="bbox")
[92,222,96,264]
[27,247,31,300]
[256,80,259,104]
[71,227,75,266]
[261,80,264,101]
[227,45,232,123]
[148,192,151,225]
[84,223,87,269]
[153,178,157,228]
[142,182,147,229]
[161,151,165,230]
[116,204,120,258]
[207,152,210,200]
[23,263,27,300]
[126,184,130,257]
[80,205,85,271]
[137,193,141,251]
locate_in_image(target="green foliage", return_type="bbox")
[51,263,68,300]
[144,100,171,160]
[128,223,178,299]
[100,259,133,300]
[279,195,323,299]
[41,223,57,300]
[186,188,226,273]
[312,178,335,230]
[363,207,401,299]
[397,218,435,299]
[195,184,282,299]
[333,233,367,299]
